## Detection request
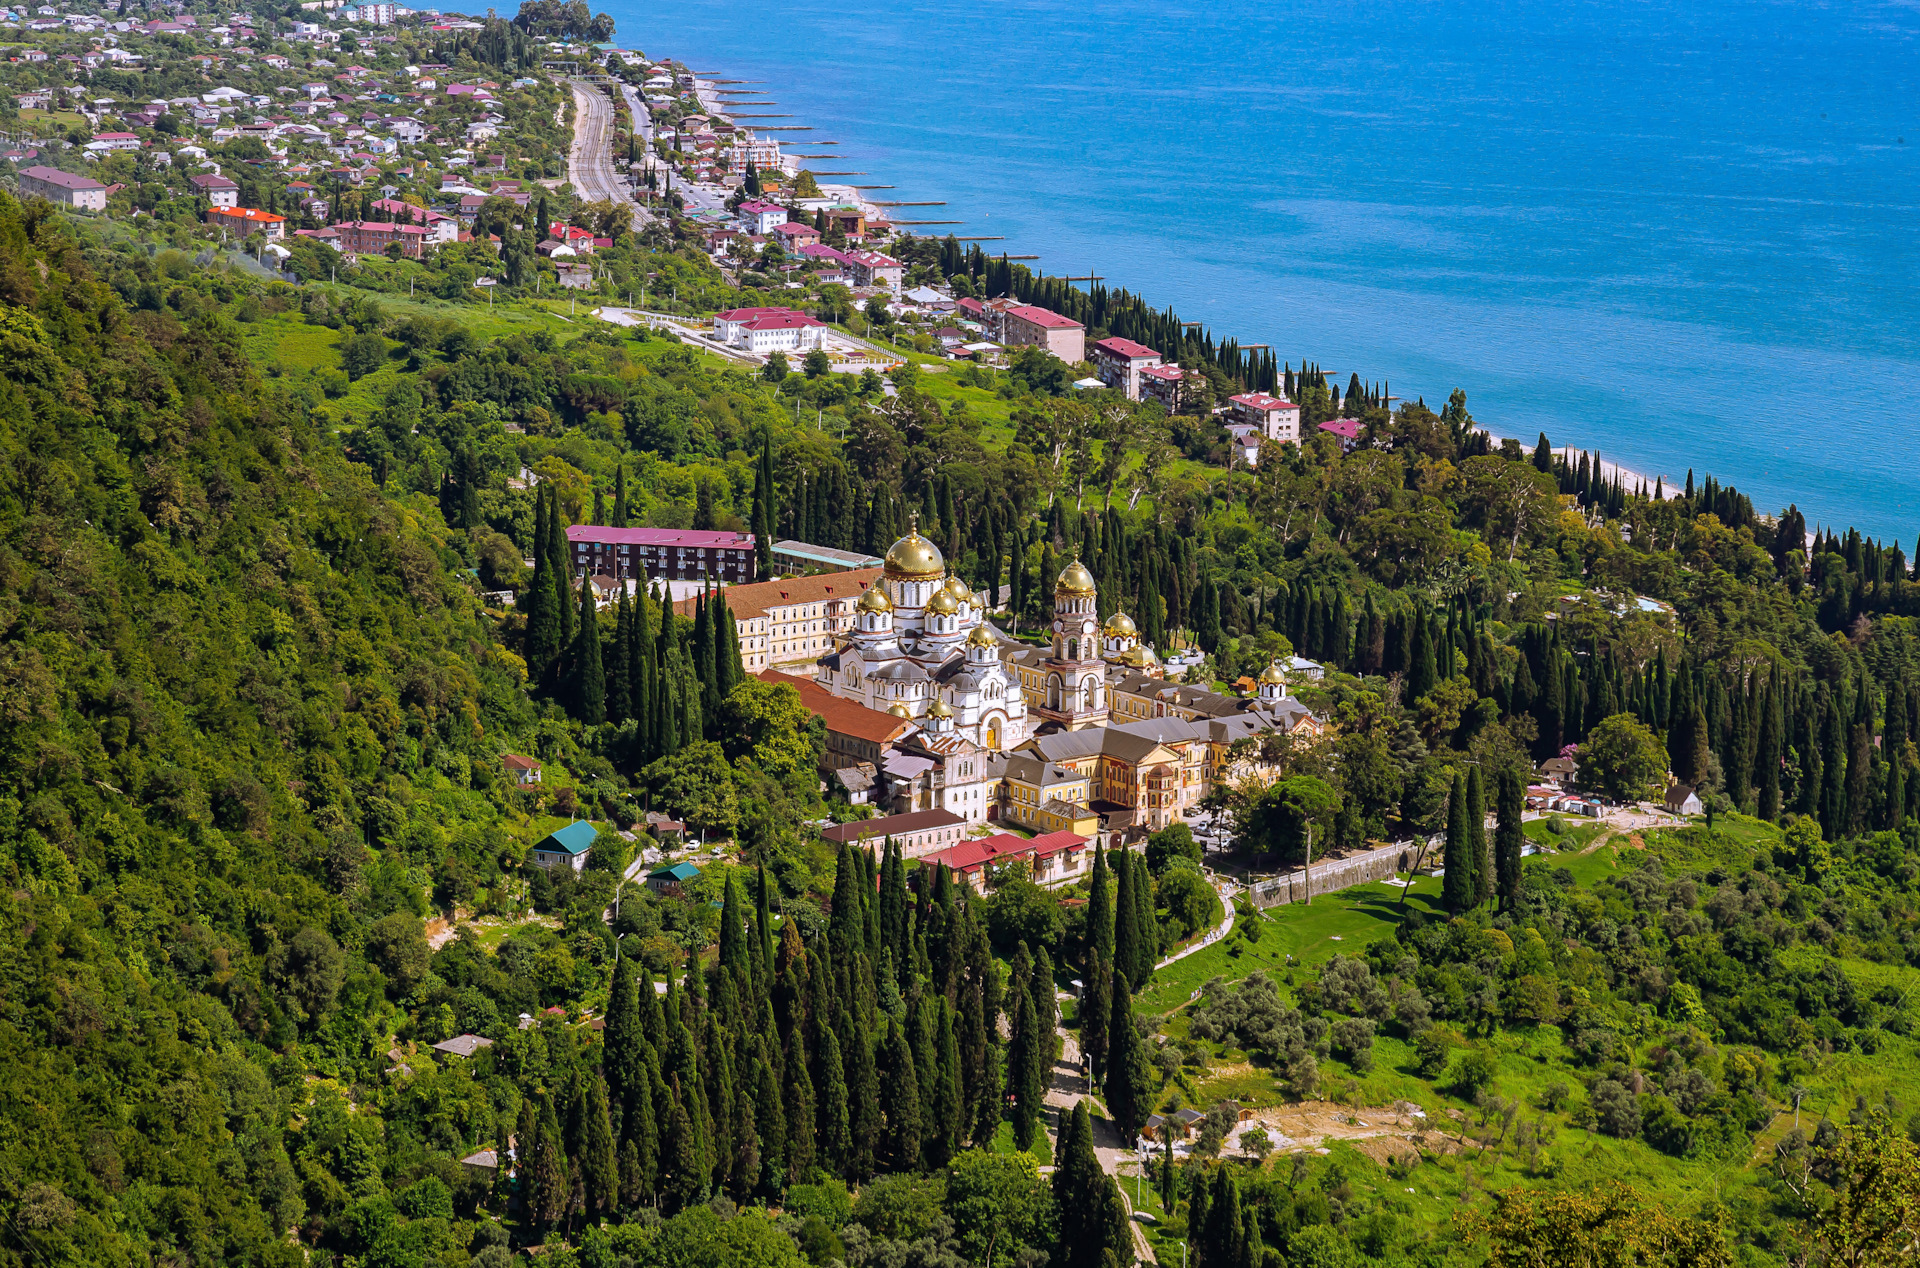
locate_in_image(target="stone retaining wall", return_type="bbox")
[1248,842,1413,908]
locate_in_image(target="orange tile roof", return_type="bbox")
[676,569,883,622]
[756,669,912,745]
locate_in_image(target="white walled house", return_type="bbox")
[714,306,828,354]
[1228,392,1301,443]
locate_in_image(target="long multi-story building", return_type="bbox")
[1090,336,1162,398]
[205,206,286,239]
[18,166,108,210]
[568,525,757,586]
[681,569,881,673]
[999,303,1085,364]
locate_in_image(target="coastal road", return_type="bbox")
[567,79,646,229]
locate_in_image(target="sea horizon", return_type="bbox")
[608,0,1920,545]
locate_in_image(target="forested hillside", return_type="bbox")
[7,180,1920,1268]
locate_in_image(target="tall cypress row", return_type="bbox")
[1467,765,1490,908]
[572,572,604,724]
[1442,772,1472,913]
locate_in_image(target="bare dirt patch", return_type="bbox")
[1224,1100,1456,1164]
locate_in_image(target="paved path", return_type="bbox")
[1043,1021,1158,1262]
[1156,877,1237,970]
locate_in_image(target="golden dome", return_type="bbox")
[967,625,998,648]
[927,696,954,718]
[926,587,961,615]
[1125,644,1159,668]
[888,703,911,718]
[883,520,945,581]
[1103,611,1137,637]
[856,585,893,613]
[1056,558,1096,596]
[944,574,972,602]
[1259,660,1287,685]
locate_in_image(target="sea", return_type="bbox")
[604,0,1920,543]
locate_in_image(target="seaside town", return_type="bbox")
[0,6,1908,1268]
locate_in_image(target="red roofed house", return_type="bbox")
[922,829,1092,888]
[820,807,967,856]
[1318,417,1363,450]
[736,198,787,235]
[844,248,903,290]
[553,223,596,254]
[714,306,828,354]
[205,206,286,240]
[568,525,758,585]
[189,172,240,207]
[1139,364,1186,411]
[1228,392,1301,444]
[1000,304,1085,364]
[501,753,542,786]
[90,132,142,151]
[956,296,987,325]
[772,221,821,252]
[337,219,432,257]
[1090,336,1163,399]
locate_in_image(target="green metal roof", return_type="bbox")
[537,820,598,856]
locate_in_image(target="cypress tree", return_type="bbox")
[549,488,574,650]
[608,588,632,723]
[1822,689,1848,841]
[572,572,605,723]
[526,539,562,681]
[813,1017,850,1173]
[1496,768,1524,913]
[880,1017,922,1172]
[1886,684,1910,830]
[1758,673,1783,821]
[528,1094,569,1228]
[1441,773,1473,913]
[755,863,775,975]
[934,998,964,1163]
[782,1025,815,1183]
[1104,970,1148,1144]
[751,1044,785,1195]
[1112,852,1140,996]
[1007,944,1041,1151]
[660,1080,702,1212]
[1467,765,1491,908]
[1407,606,1437,701]
[1130,851,1157,985]
[582,1071,619,1217]
[1052,1100,1133,1268]
[1847,681,1875,838]
[845,1011,881,1180]
[605,955,643,1119]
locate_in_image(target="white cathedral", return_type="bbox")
[816,518,1037,752]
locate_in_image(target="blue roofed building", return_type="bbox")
[646,861,701,895]
[531,820,598,873]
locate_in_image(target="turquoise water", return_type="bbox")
[608,0,1920,542]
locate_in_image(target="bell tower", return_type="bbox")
[1041,552,1109,730]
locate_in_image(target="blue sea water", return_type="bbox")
[605,0,1920,542]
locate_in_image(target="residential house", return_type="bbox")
[1139,364,1186,411]
[735,197,786,235]
[646,861,701,895]
[206,206,286,239]
[336,218,431,256]
[999,303,1085,363]
[1090,336,1162,398]
[1318,417,1363,450]
[1227,392,1301,444]
[431,1034,493,1057]
[844,248,903,290]
[501,753,541,786]
[1664,784,1703,816]
[189,172,240,206]
[772,221,820,252]
[530,820,597,872]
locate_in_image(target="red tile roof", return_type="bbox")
[1093,336,1159,360]
[1004,304,1083,330]
[568,526,753,549]
[756,669,914,745]
[1230,392,1296,411]
[923,830,1089,874]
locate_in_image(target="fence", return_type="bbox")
[1247,841,1413,909]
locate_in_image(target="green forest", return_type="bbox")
[6,177,1920,1268]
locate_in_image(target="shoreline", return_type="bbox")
[663,63,1687,507]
